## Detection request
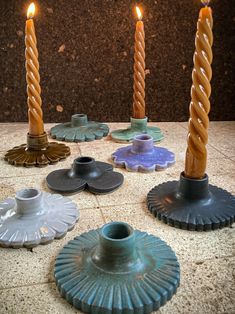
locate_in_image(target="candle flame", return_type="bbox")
[201,0,210,6]
[27,2,35,19]
[136,6,142,20]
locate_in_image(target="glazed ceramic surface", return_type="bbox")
[0,188,79,248]
[50,114,109,142]
[110,117,164,143]
[4,132,70,167]
[46,156,124,194]
[147,173,235,231]
[112,134,175,172]
[55,222,180,314]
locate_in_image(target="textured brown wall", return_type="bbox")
[0,0,234,123]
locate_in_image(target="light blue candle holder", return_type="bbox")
[110,117,164,143]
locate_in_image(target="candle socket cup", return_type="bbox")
[147,172,235,231]
[4,132,70,167]
[0,188,79,248]
[46,156,124,194]
[110,116,164,143]
[54,221,180,314]
[50,113,109,142]
[112,134,175,172]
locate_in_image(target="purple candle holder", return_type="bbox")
[112,134,175,172]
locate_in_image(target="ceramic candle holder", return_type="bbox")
[0,188,79,248]
[110,117,164,143]
[50,114,109,142]
[147,172,235,231]
[112,134,175,172]
[4,132,70,167]
[46,156,124,194]
[54,221,180,314]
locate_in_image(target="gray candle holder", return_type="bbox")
[50,114,109,142]
[0,188,79,248]
[110,116,164,143]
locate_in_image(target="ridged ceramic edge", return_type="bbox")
[50,123,109,142]
[0,192,79,248]
[4,142,70,167]
[111,150,175,173]
[54,229,180,314]
[147,181,235,231]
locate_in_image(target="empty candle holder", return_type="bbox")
[112,134,175,172]
[147,172,235,231]
[0,188,79,248]
[50,114,109,142]
[110,116,164,143]
[54,221,180,314]
[46,156,124,194]
[4,132,70,167]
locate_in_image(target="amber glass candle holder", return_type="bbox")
[4,132,70,167]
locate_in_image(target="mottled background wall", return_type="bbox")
[0,0,234,123]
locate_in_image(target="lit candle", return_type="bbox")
[184,0,213,179]
[25,2,44,136]
[133,6,146,119]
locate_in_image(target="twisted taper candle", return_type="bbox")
[133,17,146,119]
[25,15,44,136]
[184,5,213,179]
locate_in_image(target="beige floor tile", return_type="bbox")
[0,208,104,290]
[101,203,235,263]
[96,170,172,207]
[0,283,81,314]
[159,257,235,314]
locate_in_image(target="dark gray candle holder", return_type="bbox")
[46,156,124,194]
[147,172,235,231]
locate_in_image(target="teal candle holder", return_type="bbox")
[110,117,164,143]
[50,114,109,142]
[55,221,180,314]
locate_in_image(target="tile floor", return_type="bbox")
[0,122,234,314]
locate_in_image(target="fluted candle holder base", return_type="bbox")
[110,116,164,143]
[147,173,235,231]
[4,132,70,167]
[112,134,175,172]
[50,114,109,142]
[0,188,79,248]
[54,222,180,314]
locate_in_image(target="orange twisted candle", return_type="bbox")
[133,6,146,119]
[184,1,213,179]
[25,3,44,136]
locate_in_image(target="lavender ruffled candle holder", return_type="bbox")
[50,114,109,142]
[54,221,180,314]
[0,188,79,248]
[110,117,164,143]
[112,134,175,172]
